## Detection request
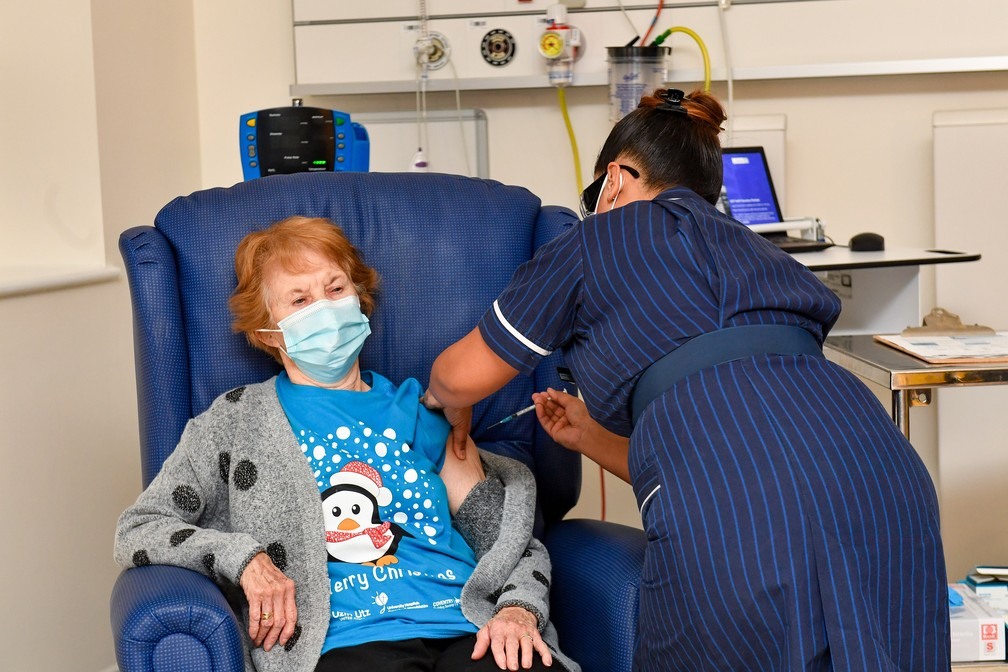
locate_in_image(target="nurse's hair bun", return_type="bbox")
[638,88,725,136]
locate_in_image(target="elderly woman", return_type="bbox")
[114,216,577,672]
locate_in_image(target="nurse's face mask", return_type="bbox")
[579,164,640,218]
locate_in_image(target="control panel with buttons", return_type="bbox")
[239,106,369,181]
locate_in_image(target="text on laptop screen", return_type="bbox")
[720,148,783,225]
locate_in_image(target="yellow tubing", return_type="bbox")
[654,26,711,92]
[556,87,584,195]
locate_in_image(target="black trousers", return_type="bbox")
[315,634,559,672]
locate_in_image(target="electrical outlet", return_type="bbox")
[481,29,517,67]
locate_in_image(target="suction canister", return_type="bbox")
[607,46,670,122]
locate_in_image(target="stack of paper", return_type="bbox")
[966,566,1008,612]
[874,333,1008,364]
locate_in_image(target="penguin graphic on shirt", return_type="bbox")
[321,461,413,566]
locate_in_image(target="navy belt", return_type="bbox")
[630,325,824,426]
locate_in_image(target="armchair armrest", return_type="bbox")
[544,519,646,672]
[110,565,245,672]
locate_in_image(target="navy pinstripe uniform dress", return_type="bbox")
[477,188,949,671]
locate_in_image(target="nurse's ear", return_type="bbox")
[603,162,624,200]
[598,163,626,213]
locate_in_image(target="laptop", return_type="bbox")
[717,146,833,253]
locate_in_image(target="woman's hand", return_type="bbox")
[239,551,298,652]
[533,388,632,483]
[472,606,553,670]
[440,434,486,515]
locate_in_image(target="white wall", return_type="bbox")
[192,3,295,189]
[4,2,1008,669]
[0,1,202,669]
[933,111,1008,581]
[0,1,105,270]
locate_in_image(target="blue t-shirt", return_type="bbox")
[276,371,478,652]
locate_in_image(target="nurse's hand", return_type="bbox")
[533,388,632,483]
[422,390,472,457]
[532,388,598,453]
[443,404,473,456]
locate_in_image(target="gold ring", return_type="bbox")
[261,611,272,621]
[521,634,533,642]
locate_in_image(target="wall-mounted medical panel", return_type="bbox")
[293,0,727,24]
[292,0,1008,96]
[293,9,678,94]
[296,0,551,23]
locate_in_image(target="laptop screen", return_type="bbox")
[719,146,784,225]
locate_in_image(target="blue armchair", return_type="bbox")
[111,172,646,672]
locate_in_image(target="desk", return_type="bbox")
[793,247,980,335]
[793,246,980,272]
[824,334,1008,439]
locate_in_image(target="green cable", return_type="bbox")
[652,26,712,92]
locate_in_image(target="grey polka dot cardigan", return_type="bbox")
[114,379,579,672]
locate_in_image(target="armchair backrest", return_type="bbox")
[120,172,581,528]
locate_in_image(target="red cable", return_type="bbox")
[599,464,607,521]
[640,0,664,45]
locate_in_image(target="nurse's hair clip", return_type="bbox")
[656,88,688,116]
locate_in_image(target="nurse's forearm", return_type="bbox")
[429,327,519,407]
[577,430,631,483]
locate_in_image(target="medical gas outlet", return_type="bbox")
[414,31,451,71]
[538,4,582,87]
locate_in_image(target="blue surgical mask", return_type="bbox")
[261,295,371,384]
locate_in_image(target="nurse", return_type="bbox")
[425,89,949,670]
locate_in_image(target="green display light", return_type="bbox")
[312,159,327,166]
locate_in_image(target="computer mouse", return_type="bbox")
[849,232,885,252]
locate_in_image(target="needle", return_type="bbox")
[487,403,537,429]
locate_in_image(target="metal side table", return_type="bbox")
[824,334,1008,439]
